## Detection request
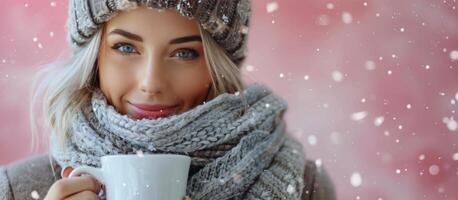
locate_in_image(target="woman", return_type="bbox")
[0,0,336,199]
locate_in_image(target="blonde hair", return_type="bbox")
[30,23,249,152]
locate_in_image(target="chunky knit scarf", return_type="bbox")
[50,82,306,200]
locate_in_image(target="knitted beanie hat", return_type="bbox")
[67,0,251,66]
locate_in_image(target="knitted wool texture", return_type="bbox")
[50,82,306,199]
[67,0,250,66]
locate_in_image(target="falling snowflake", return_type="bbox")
[307,134,317,145]
[136,150,144,157]
[374,116,385,126]
[332,70,344,82]
[266,2,279,13]
[286,184,295,194]
[442,116,457,131]
[245,65,255,72]
[30,190,40,199]
[221,14,229,24]
[365,60,376,70]
[429,165,440,175]
[450,50,458,61]
[351,111,368,121]
[419,154,425,160]
[452,153,458,161]
[384,130,390,136]
[350,172,362,187]
[315,158,322,168]
[240,25,249,34]
[326,3,335,10]
[342,12,353,24]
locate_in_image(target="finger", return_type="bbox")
[64,190,100,200]
[182,195,191,200]
[47,176,102,199]
[61,166,74,178]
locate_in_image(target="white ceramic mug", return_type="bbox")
[68,154,191,200]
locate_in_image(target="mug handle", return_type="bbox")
[68,166,105,185]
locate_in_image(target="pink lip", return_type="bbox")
[128,102,178,119]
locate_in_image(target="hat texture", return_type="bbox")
[67,0,251,66]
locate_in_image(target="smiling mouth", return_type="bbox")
[128,102,179,119]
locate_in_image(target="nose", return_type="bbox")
[139,56,166,95]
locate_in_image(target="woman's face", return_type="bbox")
[97,7,212,120]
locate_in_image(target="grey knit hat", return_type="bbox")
[66,0,251,66]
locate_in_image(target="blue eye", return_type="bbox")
[174,48,199,59]
[111,43,138,55]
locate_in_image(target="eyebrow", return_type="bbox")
[108,29,202,44]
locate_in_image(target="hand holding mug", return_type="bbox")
[44,166,102,200]
[67,154,191,200]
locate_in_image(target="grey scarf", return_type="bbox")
[50,82,306,200]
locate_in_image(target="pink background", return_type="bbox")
[1,0,457,199]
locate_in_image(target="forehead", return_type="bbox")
[104,7,201,40]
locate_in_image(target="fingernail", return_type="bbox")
[60,166,74,178]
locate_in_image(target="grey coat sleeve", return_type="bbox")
[0,166,14,200]
[302,160,337,200]
[0,154,61,200]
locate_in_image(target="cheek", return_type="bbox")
[172,65,211,104]
[98,54,137,108]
